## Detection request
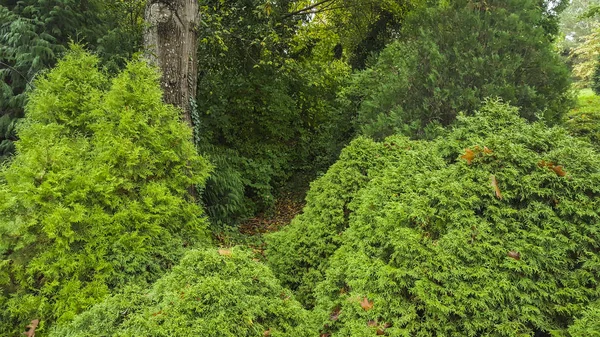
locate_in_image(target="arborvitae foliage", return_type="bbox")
[265,135,444,307]
[50,248,313,337]
[345,0,573,140]
[0,0,104,161]
[568,303,600,336]
[267,100,600,335]
[0,48,211,335]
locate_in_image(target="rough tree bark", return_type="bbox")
[144,0,199,199]
[144,0,199,127]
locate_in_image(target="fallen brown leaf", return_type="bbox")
[490,175,502,200]
[23,319,39,337]
[218,248,232,257]
[507,251,521,260]
[461,148,476,165]
[330,307,341,321]
[551,165,566,177]
[360,297,374,311]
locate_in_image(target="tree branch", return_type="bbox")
[283,0,339,18]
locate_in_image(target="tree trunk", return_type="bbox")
[144,0,199,127]
[144,0,199,199]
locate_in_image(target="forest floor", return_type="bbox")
[239,193,306,236]
[214,190,307,258]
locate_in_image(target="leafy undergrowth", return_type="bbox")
[565,88,600,150]
[49,248,314,337]
[267,100,600,336]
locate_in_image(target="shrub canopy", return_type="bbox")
[568,302,600,337]
[50,248,313,337]
[267,100,600,336]
[0,47,211,334]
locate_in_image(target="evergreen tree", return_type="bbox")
[344,0,573,140]
[0,48,211,335]
[0,0,143,162]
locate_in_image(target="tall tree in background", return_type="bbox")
[144,0,199,127]
[566,0,600,86]
[344,0,573,140]
[560,0,600,50]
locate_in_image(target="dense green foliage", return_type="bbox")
[267,100,600,335]
[50,248,313,337]
[345,0,573,140]
[565,89,600,150]
[292,0,414,70]
[569,303,600,336]
[0,0,97,161]
[265,135,427,307]
[195,0,351,225]
[2,0,600,335]
[0,48,211,335]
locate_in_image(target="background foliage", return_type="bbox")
[343,0,573,140]
[0,48,211,335]
[565,88,600,150]
[194,0,351,226]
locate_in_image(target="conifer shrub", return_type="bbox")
[49,248,313,337]
[268,100,600,335]
[568,303,600,337]
[0,47,211,335]
[265,135,445,307]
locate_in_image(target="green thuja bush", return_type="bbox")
[268,100,600,335]
[568,302,600,337]
[265,135,446,307]
[0,47,211,335]
[50,248,314,337]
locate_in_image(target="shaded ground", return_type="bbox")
[239,194,306,235]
